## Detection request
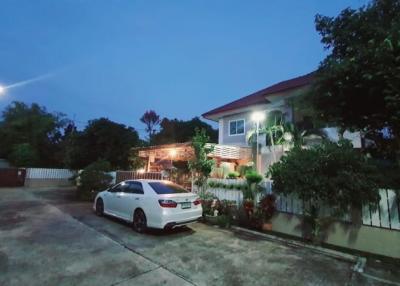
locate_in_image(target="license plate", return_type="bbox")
[181,202,191,209]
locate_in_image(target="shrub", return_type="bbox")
[199,191,215,201]
[208,181,216,188]
[228,184,235,190]
[268,140,381,240]
[245,171,263,185]
[77,160,113,201]
[237,165,252,177]
[210,167,225,179]
[243,171,263,204]
[259,194,277,221]
[227,171,240,179]
[216,214,232,228]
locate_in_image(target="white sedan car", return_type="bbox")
[93,180,202,232]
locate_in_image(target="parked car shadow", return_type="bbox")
[102,213,196,237]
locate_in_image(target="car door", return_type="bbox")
[118,181,144,221]
[104,183,122,216]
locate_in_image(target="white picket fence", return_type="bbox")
[196,178,272,205]
[203,179,400,231]
[26,168,76,179]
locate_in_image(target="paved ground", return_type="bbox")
[0,187,399,286]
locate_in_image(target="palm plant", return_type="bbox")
[248,110,328,164]
[248,110,286,163]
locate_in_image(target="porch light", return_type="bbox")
[169,149,177,157]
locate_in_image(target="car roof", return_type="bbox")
[121,179,169,183]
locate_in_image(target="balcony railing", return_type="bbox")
[207,144,252,160]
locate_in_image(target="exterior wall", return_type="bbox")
[0,159,10,169]
[220,104,288,147]
[218,119,224,144]
[220,111,253,146]
[271,212,400,259]
[200,181,400,259]
[24,178,74,188]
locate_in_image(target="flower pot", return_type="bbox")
[243,201,254,211]
[204,214,219,225]
[262,222,272,232]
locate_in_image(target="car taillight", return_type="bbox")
[193,198,201,206]
[158,199,177,208]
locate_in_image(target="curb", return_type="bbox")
[231,226,363,265]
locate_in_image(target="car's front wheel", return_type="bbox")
[133,209,147,233]
[95,198,104,216]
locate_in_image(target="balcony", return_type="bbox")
[207,144,252,160]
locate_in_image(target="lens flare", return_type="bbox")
[5,73,54,90]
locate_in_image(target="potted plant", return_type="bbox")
[259,194,276,231]
[245,170,263,212]
[243,199,254,217]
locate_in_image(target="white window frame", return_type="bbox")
[228,119,245,136]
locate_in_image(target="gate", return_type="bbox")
[115,171,162,183]
[0,168,26,187]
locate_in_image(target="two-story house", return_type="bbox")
[202,72,361,174]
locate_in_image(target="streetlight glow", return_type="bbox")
[251,111,265,123]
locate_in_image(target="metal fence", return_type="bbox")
[25,168,75,179]
[275,189,400,230]
[204,179,400,231]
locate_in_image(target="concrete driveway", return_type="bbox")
[0,187,397,286]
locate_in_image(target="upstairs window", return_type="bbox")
[229,119,245,135]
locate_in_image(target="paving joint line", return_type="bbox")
[25,189,197,286]
[44,201,196,285]
[109,266,162,286]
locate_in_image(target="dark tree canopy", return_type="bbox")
[64,118,140,169]
[152,117,218,145]
[0,101,68,167]
[140,110,160,143]
[312,0,400,143]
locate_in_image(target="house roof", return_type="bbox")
[202,72,315,119]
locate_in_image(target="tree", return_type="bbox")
[9,143,39,167]
[64,118,140,170]
[77,160,113,201]
[0,101,68,167]
[311,0,400,160]
[268,140,381,240]
[140,110,160,143]
[188,128,215,194]
[152,117,218,145]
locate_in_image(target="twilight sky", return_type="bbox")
[0,0,367,137]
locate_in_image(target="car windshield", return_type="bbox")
[149,181,189,194]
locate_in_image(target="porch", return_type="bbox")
[136,142,252,173]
